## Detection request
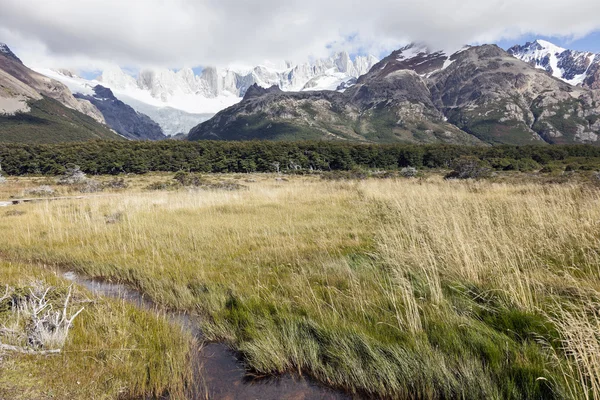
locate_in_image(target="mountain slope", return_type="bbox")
[189,44,600,145]
[0,44,106,123]
[428,45,584,144]
[74,85,166,140]
[0,96,123,144]
[0,43,122,143]
[188,76,481,144]
[508,40,600,89]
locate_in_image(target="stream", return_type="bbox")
[62,271,351,400]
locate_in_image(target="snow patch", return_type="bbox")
[441,58,455,70]
[396,44,428,61]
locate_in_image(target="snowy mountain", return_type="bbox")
[97,51,378,107]
[508,40,600,88]
[190,43,600,146]
[34,52,378,136]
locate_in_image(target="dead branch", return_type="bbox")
[0,285,11,302]
[2,283,84,353]
[0,343,60,355]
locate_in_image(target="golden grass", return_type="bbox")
[1,174,600,398]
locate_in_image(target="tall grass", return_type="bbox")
[1,175,600,398]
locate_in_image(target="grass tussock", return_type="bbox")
[1,174,600,398]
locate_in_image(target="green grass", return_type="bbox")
[0,97,122,144]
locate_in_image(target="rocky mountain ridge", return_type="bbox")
[189,44,600,145]
[99,52,379,102]
[41,52,379,136]
[0,43,122,143]
[74,85,166,140]
[0,43,106,123]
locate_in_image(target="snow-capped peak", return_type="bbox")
[96,53,379,106]
[534,39,566,54]
[98,66,138,91]
[396,44,430,61]
[509,39,599,87]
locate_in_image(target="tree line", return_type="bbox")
[1,140,600,175]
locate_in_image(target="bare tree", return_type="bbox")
[1,284,84,355]
[271,162,281,174]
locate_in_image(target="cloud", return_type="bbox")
[1,0,600,70]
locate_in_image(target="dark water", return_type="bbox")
[63,272,350,400]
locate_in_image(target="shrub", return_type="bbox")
[0,283,83,352]
[145,182,170,191]
[445,157,491,180]
[564,164,578,172]
[400,167,418,178]
[0,173,6,185]
[104,178,129,190]
[79,179,103,193]
[514,158,540,172]
[540,165,559,173]
[173,171,206,186]
[489,158,513,170]
[58,164,87,185]
[198,182,249,191]
[23,186,55,197]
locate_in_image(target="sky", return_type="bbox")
[1,0,600,73]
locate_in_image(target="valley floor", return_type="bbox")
[1,173,600,399]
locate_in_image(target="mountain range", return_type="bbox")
[36,52,379,136]
[3,39,600,145]
[190,43,600,145]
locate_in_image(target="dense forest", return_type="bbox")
[2,140,600,175]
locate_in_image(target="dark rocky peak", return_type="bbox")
[0,43,22,64]
[464,44,506,59]
[74,86,166,141]
[92,85,117,100]
[242,84,282,101]
[336,77,357,91]
[508,40,543,55]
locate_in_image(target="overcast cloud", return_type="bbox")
[1,0,600,70]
